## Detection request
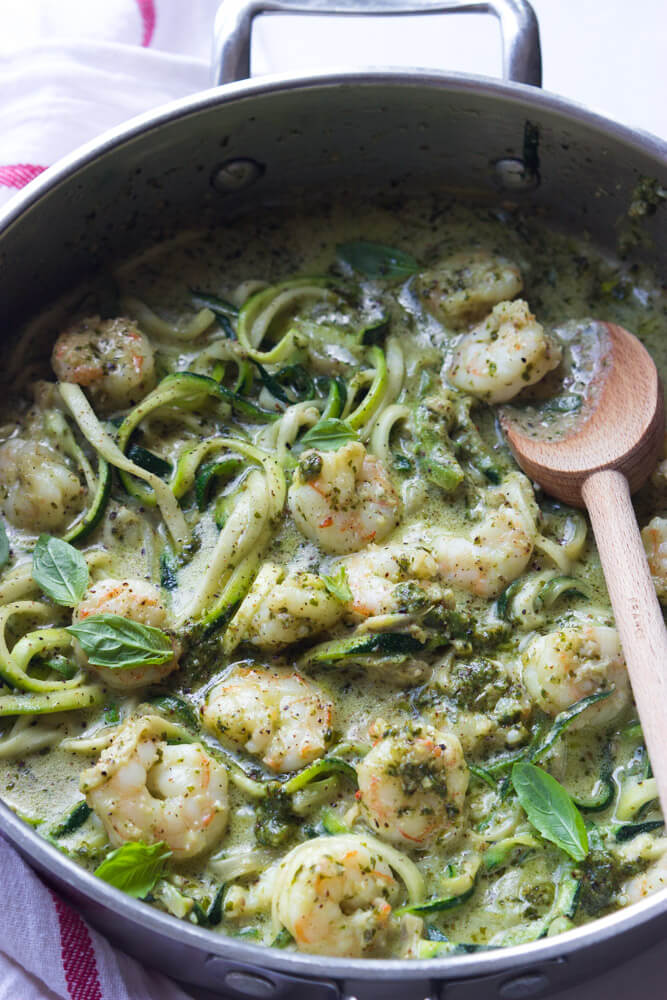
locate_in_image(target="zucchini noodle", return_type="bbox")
[222,563,281,655]
[41,409,112,543]
[495,570,577,629]
[617,778,659,821]
[371,336,405,433]
[0,716,64,759]
[204,553,263,630]
[237,279,338,363]
[369,404,411,464]
[534,533,574,573]
[209,848,276,882]
[59,728,120,755]
[345,349,387,431]
[10,628,86,690]
[257,401,321,461]
[45,411,97,492]
[178,471,268,625]
[122,297,216,342]
[188,339,244,376]
[0,564,41,604]
[231,279,269,306]
[0,603,84,692]
[0,685,105,716]
[276,403,321,457]
[60,382,190,548]
[177,436,286,624]
[535,511,588,572]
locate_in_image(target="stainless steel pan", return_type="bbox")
[1,2,666,997]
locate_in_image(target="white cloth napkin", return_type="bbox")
[0,0,220,210]
[0,837,194,1000]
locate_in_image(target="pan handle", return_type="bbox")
[212,0,541,88]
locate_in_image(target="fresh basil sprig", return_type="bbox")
[511,761,589,862]
[32,535,89,607]
[67,614,173,669]
[337,241,418,280]
[321,566,353,604]
[0,521,9,570]
[297,418,358,454]
[94,841,171,898]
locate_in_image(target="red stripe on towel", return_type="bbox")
[136,0,156,47]
[51,892,103,1000]
[0,164,46,188]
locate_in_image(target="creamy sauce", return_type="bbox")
[0,191,666,958]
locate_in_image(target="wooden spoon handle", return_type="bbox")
[582,468,667,814]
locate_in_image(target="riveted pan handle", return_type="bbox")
[212,0,541,88]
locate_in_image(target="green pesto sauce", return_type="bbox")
[0,190,665,957]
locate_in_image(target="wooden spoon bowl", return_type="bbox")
[502,322,667,814]
[502,321,664,507]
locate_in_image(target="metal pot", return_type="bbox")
[1,2,666,997]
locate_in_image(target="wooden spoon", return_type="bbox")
[502,322,667,813]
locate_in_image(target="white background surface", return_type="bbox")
[1,0,666,139]
[250,0,667,141]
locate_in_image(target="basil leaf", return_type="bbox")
[511,761,589,862]
[67,614,173,669]
[337,241,418,280]
[45,655,77,679]
[32,535,89,607]
[297,418,358,453]
[321,566,353,604]
[94,841,171,898]
[0,521,9,569]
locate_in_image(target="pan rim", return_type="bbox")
[1,63,666,985]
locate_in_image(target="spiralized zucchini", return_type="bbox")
[60,382,190,547]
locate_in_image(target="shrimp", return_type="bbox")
[201,666,333,773]
[620,838,667,904]
[416,250,523,329]
[51,315,156,413]
[357,721,469,846]
[342,540,445,618]
[272,834,405,956]
[429,655,531,754]
[288,441,401,554]
[430,472,538,598]
[521,624,630,726]
[72,578,179,689]
[641,516,667,602]
[224,562,343,651]
[448,299,562,403]
[0,438,85,533]
[81,715,228,859]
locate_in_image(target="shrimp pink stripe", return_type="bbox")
[136,0,156,46]
[0,164,46,189]
[51,891,103,1000]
